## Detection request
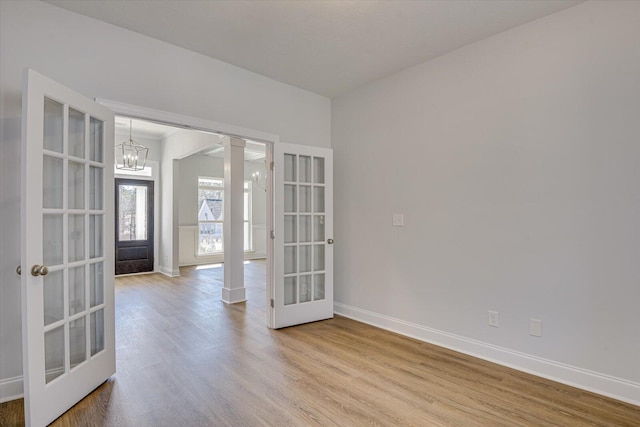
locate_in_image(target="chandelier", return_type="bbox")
[115,119,149,171]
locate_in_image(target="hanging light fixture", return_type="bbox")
[115,119,149,171]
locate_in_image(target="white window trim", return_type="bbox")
[197,176,252,256]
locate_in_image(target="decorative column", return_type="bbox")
[221,136,246,304]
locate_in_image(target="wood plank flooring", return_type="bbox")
[1,260,639,426]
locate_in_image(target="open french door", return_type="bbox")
[21,69,115,426]
[272,143,333,328]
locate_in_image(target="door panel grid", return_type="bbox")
[283,153,326,306]
[41,97,107,384]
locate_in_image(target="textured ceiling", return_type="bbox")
[46,0,582,98]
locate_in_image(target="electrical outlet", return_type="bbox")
[530,318,542,337]
[488,310,499,328]
[392,213,404,227]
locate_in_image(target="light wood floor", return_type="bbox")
[1,260,639,426]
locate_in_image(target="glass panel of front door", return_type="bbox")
[283,152,326,305]
[118,184,148,241]
[42,97,106,383]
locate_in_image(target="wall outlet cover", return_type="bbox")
[530,318,542,337]
[488,310,499,327]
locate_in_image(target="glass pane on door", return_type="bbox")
[43,270,64,326]
[44,326,65,383]
[90,215,103,258]
[68,161,85,210]
[299,275,312,303]
[90,167,103,210]
[68,266,85,316]
[43,98,63,153]
[90,117,104,162]
[90,262,104,307]
[68,108,85,159]
[299,156,311,183]
[314,273,325,300]
[90,309,105,356]
[43,156,63,209]
[284,277,297,305]
[284,215,296,243]
[69,317,86,370]
[68,215,85,263]
[118,184,148,241]
[43,214,63,266]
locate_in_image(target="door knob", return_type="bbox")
[31,265,49,277]
[327,238,334,244]
[16,265,21,276]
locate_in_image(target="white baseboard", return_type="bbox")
[334,302,640,407]
[159,266,180,277]
[0,375,23,403]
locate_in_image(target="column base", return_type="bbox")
[221,287,247,304]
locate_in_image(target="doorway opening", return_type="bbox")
[112,113,271,309]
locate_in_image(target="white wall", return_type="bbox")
[0,0,329,401]
[332,1,640,404]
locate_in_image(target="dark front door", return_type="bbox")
[115,178,154,275]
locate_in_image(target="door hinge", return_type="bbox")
[270,230,275,239]
[270,161,274,171]
[270,298,274,308]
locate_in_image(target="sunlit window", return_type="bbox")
[197,177,252,255]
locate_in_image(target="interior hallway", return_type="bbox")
[1,260,638,426]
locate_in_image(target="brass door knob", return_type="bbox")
[31,265,49,277]
[327,239,334,244]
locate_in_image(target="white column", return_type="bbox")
[222,137,246,304]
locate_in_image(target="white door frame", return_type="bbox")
[96,99,278,327]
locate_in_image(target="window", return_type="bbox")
[244,181,252,252]
[197,177,252,255]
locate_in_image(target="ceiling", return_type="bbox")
[115,117,180,139]
[116,116,266,162]
[201,141,266,162]
[46,0,582,98]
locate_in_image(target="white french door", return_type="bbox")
[273,143,333,328]
[21,69,115,427]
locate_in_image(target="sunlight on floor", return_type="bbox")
[195,260,253,270]
[195,263,222,270]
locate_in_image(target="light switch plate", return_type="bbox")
[392,213,404,227]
